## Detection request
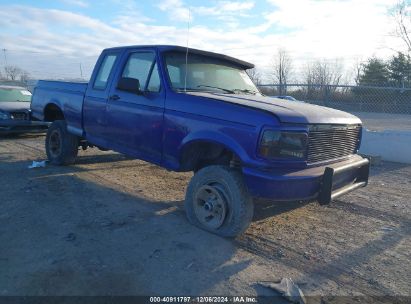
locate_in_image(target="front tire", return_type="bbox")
[46,120,78,165]
[185,165,254,237]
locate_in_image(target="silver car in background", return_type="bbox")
[0,85,49,134]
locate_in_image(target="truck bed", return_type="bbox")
[31,80,88,136]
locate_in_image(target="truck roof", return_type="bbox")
[103,45,254,69]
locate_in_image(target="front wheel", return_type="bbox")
[46,120,79,165]
[185,165,254,237]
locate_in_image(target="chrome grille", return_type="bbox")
[11,112,28,120]
[307,124,361,164]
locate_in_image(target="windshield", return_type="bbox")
[0,88,32,102]
[164,51,260,95]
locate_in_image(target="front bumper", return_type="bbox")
[243,155,370,203]
[0,120,50,134]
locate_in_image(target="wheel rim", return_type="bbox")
[193,183,228,229]
[49,129,62,158]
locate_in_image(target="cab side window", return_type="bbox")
[121,52,161,92]
[93,54,117,90]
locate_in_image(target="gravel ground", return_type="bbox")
[0,134,410,303]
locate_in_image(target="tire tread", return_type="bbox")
[46,120,78,165]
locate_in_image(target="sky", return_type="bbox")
[0,0,403,81]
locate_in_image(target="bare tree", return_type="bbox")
[272,48,292,95]
[352,59,365,85]
[20,71,30,84]
[393,1,411,54]
[246,68,262,86]
[302,59,344,99]
[303,59,343,86]
[4,65,23,81]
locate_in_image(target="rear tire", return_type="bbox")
[185,165,254,237]
[46,120,78,165]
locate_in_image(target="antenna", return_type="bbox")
[79,63,83,79]
[184,7,191,92]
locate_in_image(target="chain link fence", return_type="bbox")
[258,84,411,131]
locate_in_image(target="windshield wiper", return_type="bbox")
[175,87,202,92]
[175,86,258,95]
[196,85,235,94]
[232,89,259,95]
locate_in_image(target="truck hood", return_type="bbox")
[187,92,361,125]
[0,102,30,112]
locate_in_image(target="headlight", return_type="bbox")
[259,130,308,160]
[0,110,11,120]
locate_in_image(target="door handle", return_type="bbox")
[109,94,120,101]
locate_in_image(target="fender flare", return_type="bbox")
[179,130,250,165]
[43,101,64,120]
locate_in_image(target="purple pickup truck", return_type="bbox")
[31,45,369,237]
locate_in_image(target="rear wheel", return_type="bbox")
[185,165,254,237]
[46,120,78,165]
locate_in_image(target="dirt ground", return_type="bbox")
[0,134,410,303]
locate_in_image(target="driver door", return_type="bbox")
[105,49,165,165]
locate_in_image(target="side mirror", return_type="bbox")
[117,77,143,94]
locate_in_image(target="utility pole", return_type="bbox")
[2,49,7,66]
